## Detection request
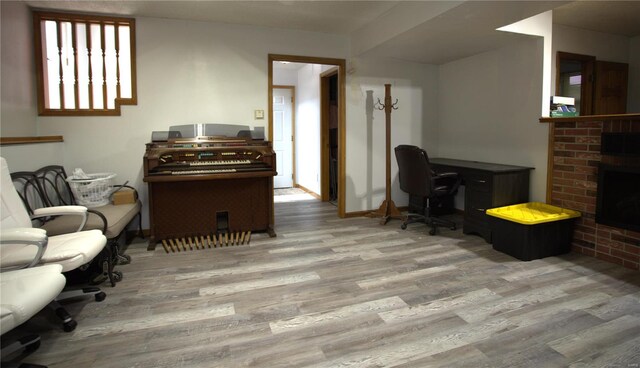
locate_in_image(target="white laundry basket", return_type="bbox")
[66,173,117,207]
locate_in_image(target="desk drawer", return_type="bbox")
[466,174,492,192]
[465,189,492,221]
[463,191,492,243]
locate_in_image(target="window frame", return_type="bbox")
[33,10,137,116]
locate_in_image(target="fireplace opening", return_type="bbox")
[596,164,640,232]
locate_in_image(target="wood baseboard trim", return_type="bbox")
[345,206,409,218]
[345,207,464,218]
[293,184,321,199]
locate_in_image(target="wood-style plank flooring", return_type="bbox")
[6,198,640,367]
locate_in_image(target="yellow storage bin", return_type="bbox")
[486,202,581,261]
[486,202,581,225]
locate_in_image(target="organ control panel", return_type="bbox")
[143,137,276,181]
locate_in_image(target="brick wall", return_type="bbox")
[550,118,640,270]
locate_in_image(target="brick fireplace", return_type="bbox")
[548,117,640,270]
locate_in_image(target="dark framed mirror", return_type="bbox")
[556,52,595,116]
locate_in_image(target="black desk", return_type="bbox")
[430,158,534,243]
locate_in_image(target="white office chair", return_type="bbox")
[0,157,107,332]
[1,265,66,367]
[1,228,66,367]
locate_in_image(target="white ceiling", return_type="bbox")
[553,1,640,37]
[25,1,398,34]
[359,1,564,65]
[25,0,640,65]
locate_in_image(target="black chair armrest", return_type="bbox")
[88,209,108,234]
[432,172,461,195]
[433,171,458,179]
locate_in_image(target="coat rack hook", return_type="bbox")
[375,98,385,110]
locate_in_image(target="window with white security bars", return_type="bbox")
[33,11,137,116]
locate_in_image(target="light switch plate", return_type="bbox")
[254,110,264,119]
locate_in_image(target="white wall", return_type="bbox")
[346,57,439,212]
[273,68,298,86]
[0,1,37,136]
[552,24,630,95]
[437,37,548,204]
[553,24,630,63]
[497,11,552,117]
[0,143,65,171]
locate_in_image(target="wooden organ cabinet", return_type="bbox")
[143,134,276,251]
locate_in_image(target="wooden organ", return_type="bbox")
[143,134,276,252]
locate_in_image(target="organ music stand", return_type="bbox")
[368,84,405,225]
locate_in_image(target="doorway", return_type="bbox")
[268,54,346,217]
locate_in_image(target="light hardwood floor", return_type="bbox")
[7,199,640,367]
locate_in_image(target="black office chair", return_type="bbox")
[395,145,461,235]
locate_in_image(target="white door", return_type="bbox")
[273,88,293,188]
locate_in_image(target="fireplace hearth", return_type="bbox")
[596,164,640,232]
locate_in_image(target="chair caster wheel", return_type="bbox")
[63,320,77,332]
[113,271,123,282]
[117,254,132,265]
[401,224,407,230]
[429,228,436,235]
[95,291,107,302]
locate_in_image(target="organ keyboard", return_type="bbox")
[143,133,276,251]
[144,137,275,181]
[169,168,236,175]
